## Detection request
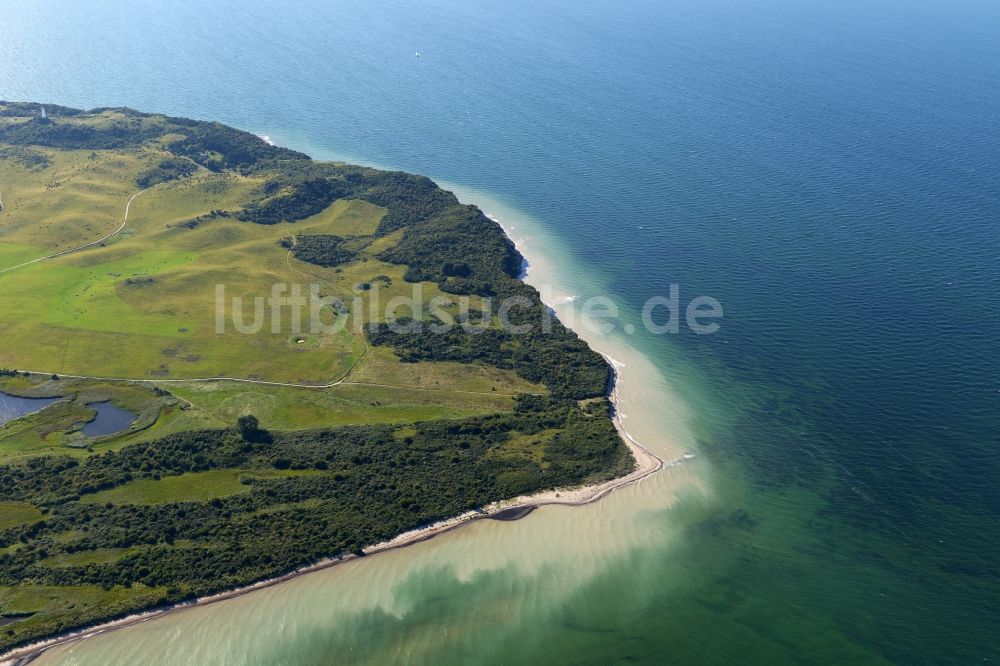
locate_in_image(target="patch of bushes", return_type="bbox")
[164,119,308,171]
[0,146,50,171]
[136,157,198,188]
[291,235,357,267]
[238,178,348,225]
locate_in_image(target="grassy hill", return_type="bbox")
[0,103,633,652]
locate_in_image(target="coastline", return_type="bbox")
[0,184,680,663]
[0,351,668,665]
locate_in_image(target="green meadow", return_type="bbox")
[0,503,43,532]
[0,151,484,386]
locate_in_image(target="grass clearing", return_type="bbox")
[78,468,322,506]
[347,346,543,394]
[487,429,559,468]
[78,470,252,505]
[294,198,386,236]
[0,503,43,531]
[0,584,163,641]
[38,547,146,568]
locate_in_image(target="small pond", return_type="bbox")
[0,392,60,427]
[82,401,137,437]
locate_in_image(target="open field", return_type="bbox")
[0,148,485,385]
[168,380,523,431]
[0,165,360,382]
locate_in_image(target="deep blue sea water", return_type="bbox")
[2,0,999,662]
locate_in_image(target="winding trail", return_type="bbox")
[0,187,153,275]
[14,366,533,398]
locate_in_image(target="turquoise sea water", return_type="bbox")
[2,0,999,662]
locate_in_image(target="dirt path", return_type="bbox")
[0,187,153,275]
